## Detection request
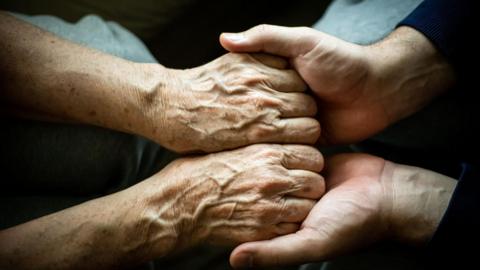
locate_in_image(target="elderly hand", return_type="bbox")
[220,25,454,145]
[132,144,325,256]
[229,153,456,268]
[0,144,324,269]
[141,53,319,153]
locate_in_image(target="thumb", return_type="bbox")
[229,229,320,268]
[220,24,317,58]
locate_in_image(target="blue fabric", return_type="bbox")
[426,162,480,267]
[12,13,158,64]
[398,0,474,82]
[313,0,422,45]
[397,1,478,264]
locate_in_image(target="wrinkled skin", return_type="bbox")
[220,25,454,144]
[229,153,456,268]
[0,144,325,269]
[147,53,320,153]
[130,144,325,255]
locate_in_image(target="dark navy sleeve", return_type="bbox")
[397,0,474,81]
[425,162,480,267]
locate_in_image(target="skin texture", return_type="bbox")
[220,25,455,145]
[0,144,325,269]
[0,12,320,153]
[0,12,322,269]
[156,54,319,152]
[229,153,457,268]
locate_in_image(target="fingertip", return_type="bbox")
[281,144,324,172]
[220,32,248,52]
[306,119,322,144]
[276,118,321,145]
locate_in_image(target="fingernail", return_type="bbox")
[223,33,246,43]
[236,253,254,268]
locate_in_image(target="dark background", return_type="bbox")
[0,0,332,68]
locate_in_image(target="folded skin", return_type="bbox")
[0,12,320,153]
[0,144,325,269]
[220,25,455,145]
[229,153,456,268]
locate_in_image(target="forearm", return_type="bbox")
[367,26,455,124]
[0,180,178,269]
[381,160,457,245]
[0,12,167,138]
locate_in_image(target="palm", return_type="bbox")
[299,154,388,258]
[230,154,390,267]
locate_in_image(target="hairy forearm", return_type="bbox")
[0,12,167,138]
[367,26,455,124]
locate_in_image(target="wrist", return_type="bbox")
[382,161,457,245]
[122,63,173,144]
[87,190,161,265]
[366,26,455,125]
[123,167,220,257]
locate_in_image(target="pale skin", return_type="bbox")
[221,25,458,267]
[0,12,324,269]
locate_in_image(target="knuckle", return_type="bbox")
[306,121,322,142]
[305,146,325,171]
[298,26,313,33]
[317,175,326,196]
[253,24,272,34]
[256,177,283,192]
[246,125,274,142]
[256,96,281,108]
[255,203,278,223]
[259,147,284,160]
[240,73,266,87]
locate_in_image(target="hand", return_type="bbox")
[229,153,457,268]
[220,25,455,144]
[132,144,325,255]
[1,12,320,153]
[0,144,324,269]
[142,53,320,153]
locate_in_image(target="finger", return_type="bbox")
[254,118,321,145]
[286,170,325,199]
[281,144,324,172]
[277,92,317,117]
[208,223,300,246]
[277,197,315,223]
[261,68,307,93]
[250,53,288,69]
[220,24,317,58]
[235,53,305,93]
[230,229,320,268]
[207,225,278,246]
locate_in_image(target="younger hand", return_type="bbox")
[229,153,456,268]
[220,25,454,144]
